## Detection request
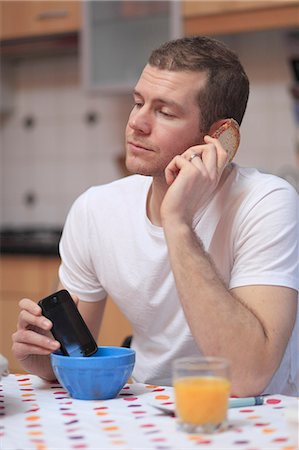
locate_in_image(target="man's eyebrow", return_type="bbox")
[133,89,142,98]
[133,89,183,111]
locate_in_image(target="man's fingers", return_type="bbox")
[12,342,57,361]
[204,135,229,170]
[19,297,42,315]
[17,297,52,332]
[71,294,80,306]
[17,309,52,332]
[165,155,186,185]
[189,146,218,181]
[12,329,60,359]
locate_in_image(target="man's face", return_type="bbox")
[125,64,207,178]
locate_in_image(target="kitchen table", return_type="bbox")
[0,374,297,450]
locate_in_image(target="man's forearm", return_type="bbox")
[163,220,270,396]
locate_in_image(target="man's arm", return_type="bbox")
[162,220,297,396]
[161,137,298,396]
[77,297,106,341]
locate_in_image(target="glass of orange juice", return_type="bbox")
[173,356,231,433]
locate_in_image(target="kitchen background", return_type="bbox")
[1,2,299,230]
[0,0,299,372]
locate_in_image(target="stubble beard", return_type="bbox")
[125,153,166,178]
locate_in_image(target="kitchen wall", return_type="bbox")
[0,54,132,228]
[0,28,298,229]
[220,30,298,184]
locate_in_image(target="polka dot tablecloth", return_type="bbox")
[0,374,297,450]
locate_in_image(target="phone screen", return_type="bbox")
[39,290,98,357]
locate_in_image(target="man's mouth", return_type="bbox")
[127,140,154,152]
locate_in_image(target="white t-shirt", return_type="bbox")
[59,164,299,395]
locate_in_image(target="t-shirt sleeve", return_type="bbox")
[230,181,299,292]
[58,190,107,302]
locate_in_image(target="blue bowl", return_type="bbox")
[51,346,135,400]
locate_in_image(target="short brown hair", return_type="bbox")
[149,36,249,133]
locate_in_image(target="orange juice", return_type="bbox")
[174,376,231,426]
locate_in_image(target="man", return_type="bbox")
[12,36,298,397]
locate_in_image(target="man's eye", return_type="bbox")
[160,110,174,118]
[134,102,143,109]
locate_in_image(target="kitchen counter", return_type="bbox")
[0,228,62,255]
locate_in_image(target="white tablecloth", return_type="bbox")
[0,374,298,450]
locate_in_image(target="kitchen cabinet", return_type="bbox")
[0,255,132,374]
[82,0,181,92]
[183,1,299,36]
[0,1,80,40]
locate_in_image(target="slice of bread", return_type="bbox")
[213,118,240,162]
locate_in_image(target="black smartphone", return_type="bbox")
[38,289,98,357]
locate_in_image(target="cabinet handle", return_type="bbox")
[36,10,69,20]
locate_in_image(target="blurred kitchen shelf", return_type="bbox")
[0,228,62,256]
[0,32,79,58]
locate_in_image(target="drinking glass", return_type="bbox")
[173,356,231,433]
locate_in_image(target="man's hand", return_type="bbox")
[12,298,60,379]
[161,136,228,226]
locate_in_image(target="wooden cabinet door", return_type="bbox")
[183,1,298,17]
[183,0,299,35]
[0,1,80,40]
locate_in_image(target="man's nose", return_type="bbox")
[128,108,151,135]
